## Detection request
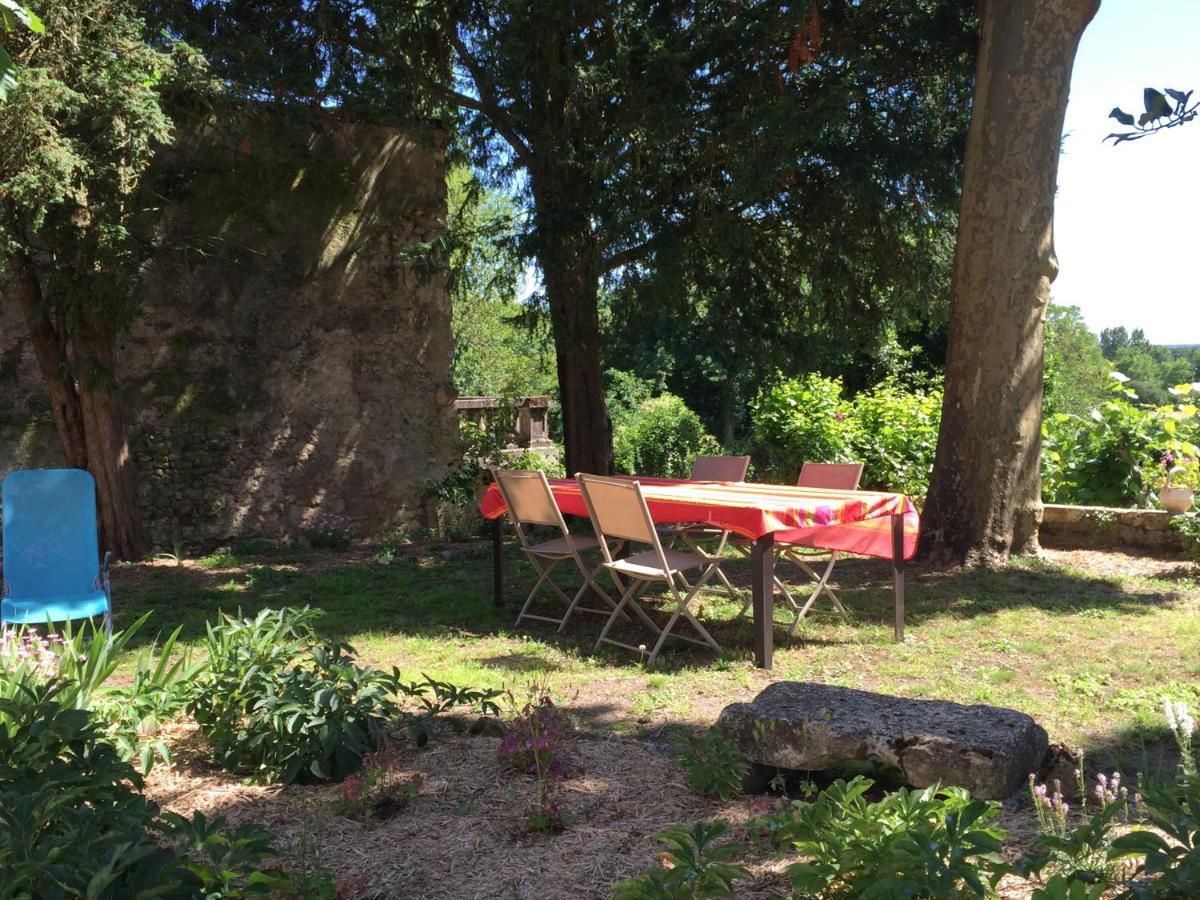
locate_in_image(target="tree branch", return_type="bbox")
[443,25,534,164]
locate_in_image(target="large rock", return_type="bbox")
[717,682,1048,800]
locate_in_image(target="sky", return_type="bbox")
[1054,0,1200,344]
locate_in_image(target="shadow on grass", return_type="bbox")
[111,538,1193,670]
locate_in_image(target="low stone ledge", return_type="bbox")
[1040,504,1188,553]
[717,682,1048,800]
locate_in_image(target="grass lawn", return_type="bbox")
[119,538,1199,764]
[110,537,1199,896]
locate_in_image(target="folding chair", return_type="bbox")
[658,455,750,602]
[578,474,723,665]
[493,469,624,633]
[2,468,113,633]
[736,462,864,633]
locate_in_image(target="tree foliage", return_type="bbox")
[0,0,42,101]
[1107,87,1197,144]
[1044,305,1111,418]
[161,0,978,476]
[0,0,205,556]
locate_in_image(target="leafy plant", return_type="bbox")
[613,821,749,899]
[162,810,337,898]
[187,607,397,783]
[0,677,180,895]
[751,373,854,481]
[0,615,193,772]
[498,691,571,834]
[1110,778,1200,897]
[850,377,943,499]
[96,626,200,772]
[758,776,1007,899]
[335,744,423,821]
[393,673,502,746]
[612,394,721,478]
[676,727,747,801]
[0,676,328,897]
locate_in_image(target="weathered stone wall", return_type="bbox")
[0,107,458,547]
[1040,504,1189,553]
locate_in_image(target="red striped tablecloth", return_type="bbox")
[479,476,919,561]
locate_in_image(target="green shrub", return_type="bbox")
[0,677,180,895]
[1109,778,1200,897]
[851,378,942,499]
[1042,377,1200,507]
[0,615,194,773]
[757,776,1006,898]
[613,821,749,899]
[435,417,564,540]
[187,608,501,784]
[0,677,327,898]
[187,607,398,784]
[750,373,941,496]
[750,373,854,481]
[676,727,748,801]
[613,394,721,478]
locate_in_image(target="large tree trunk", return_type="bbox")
[921,0,1099,566]
[75,310,145,559]
[542,237,612,477]
[6,247,144,559]
[7,248,88,469]
[530,168,613,477]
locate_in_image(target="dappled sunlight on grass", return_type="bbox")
[114,541,1200,768]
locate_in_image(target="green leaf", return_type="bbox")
[1108,107,1136,127]
[1165,88,1191,107]
[0,43,16,101]
[1140,88,1171,125]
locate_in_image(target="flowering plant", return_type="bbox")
[497,694,570,778]
[498,691,571,834]
[1164,698,1198,778]
[336,744,422,821]
[1152,454,1200,491]
[0,628,68,681]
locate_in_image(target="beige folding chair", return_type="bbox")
[577,474,724,665]
[658,455,750,601]
[736,462,864,633]
[493,469,625,633]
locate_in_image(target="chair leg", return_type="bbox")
[514,556,562,627]
[558,558,630,632]
[782,550,851,628]
[595,580,654,650]
[645,568,721,665]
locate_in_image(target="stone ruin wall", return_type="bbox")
[0,108,459,548]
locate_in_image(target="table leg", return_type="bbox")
[492,518,505,608]
[751,532,775,669]
[892,513,905,642]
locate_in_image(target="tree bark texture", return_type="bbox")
[529,167,614,478]
[921,0,1099,566]
[5,250,145,559]
[7,249,89,469]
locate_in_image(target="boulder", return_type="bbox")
[717,682,1048,800]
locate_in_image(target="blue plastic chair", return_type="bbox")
[1,468,112,631]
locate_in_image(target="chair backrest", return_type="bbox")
[577,474,659,547]
[493,469,567,531]
[796,462,864,491]
[2,468,100,599]
[690,455,750,482]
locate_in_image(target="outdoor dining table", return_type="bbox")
[479,476,920,669]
